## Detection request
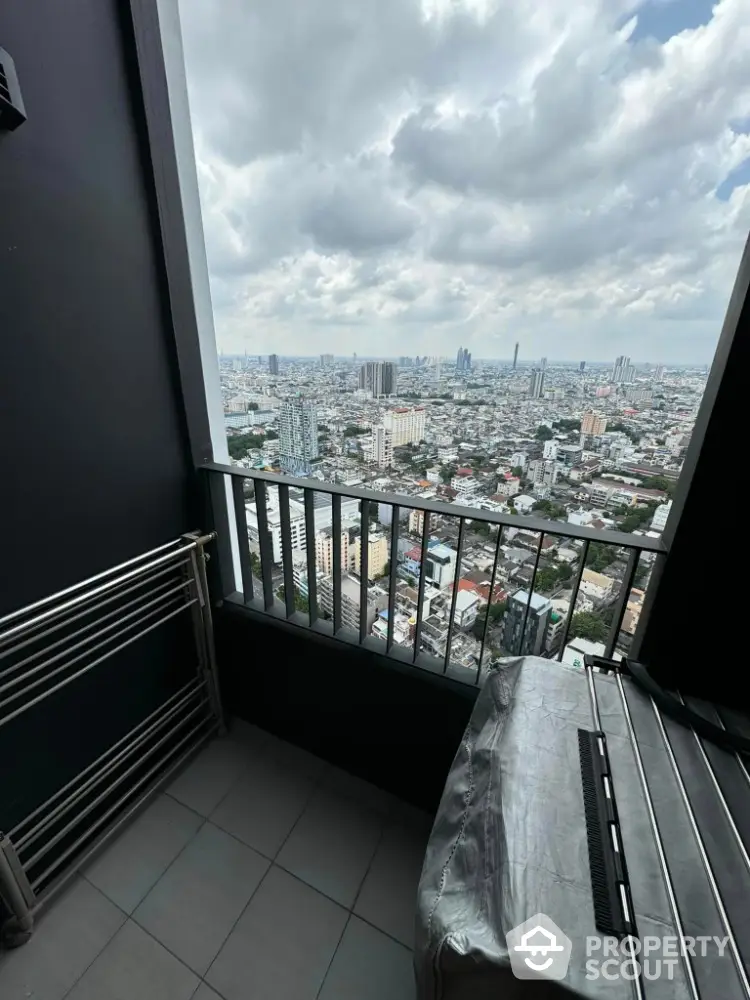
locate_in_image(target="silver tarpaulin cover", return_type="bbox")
[415,656,750,999]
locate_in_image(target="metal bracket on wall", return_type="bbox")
[0,47,27,131]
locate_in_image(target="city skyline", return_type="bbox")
[180,0,749,367]
[219,351,712,368]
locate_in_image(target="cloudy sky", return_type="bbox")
[178,0,750,363]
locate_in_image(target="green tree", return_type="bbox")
[246,402,259,411]
[488,600,507,621]
[344,425,369,437]
[587,542,617,572]
[265,429,278,440]
[535,567,559,593]
[641,476,672,493]
[511,466,524,478]
[227,432,266,458]
[471,520,493,537]
[440,464,457,484]
[276,584,309,614]
[535,425,554,441]
[570,611,609,644]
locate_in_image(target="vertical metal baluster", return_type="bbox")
[304,489,318,626]
[557,538,589,661]
[605,548,639,658]
[386,505,400,653]
[443,518,466,674]
[517,532,544,655]
[254,480,274,611]
[616,675,699,1000]
[652,698,750,998]
[332,495,342,634]
[476,527,504,685]
[278,484,295,618]
[231,477,254,602]
[359,500,370,644]
[412,511,431,663]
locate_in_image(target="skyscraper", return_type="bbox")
[540,357,548,371]
[455,347,472,371]
[279,397,319,476]
[579,361,586,373]
[359,361,397,397]
[611,355,631,384]
[320,353,334,367]
[529,368,545,398]
[269,354,279,375]
[513,343,519,369]
[503,590,552,655]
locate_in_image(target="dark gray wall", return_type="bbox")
[0,2,202,836]
[0,0,196,614]
[639,239,750,708]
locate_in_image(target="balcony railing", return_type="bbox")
[204,463,667,686]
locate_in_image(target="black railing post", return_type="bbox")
[359,500,370,644]
[231,476,254,603]
[443,518,466,673]
[557,539,590,661]
[332,495,342,634]
[476,527,504,684]
[278,484,295,618]
[304,489,318,626]
[412,511,431,663]
[518,533,544,655]
[386,505,400,653]
[254,480,275,611]
[605,548,640,658]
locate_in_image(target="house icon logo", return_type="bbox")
[506,913,572,980]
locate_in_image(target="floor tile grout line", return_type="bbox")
[57,879,130,1000]
[197,750,333,982]
[315,911,354,1000]
[348,910,415,953]
[79,873,218,987]
[123,914,209,984]
[201,857,276,986]
[81,801,205,918]
[350,807,390,915]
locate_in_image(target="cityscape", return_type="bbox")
[220,349,706,680]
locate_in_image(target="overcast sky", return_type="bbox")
[178,0,750,363]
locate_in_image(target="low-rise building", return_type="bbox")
[562,637,607,669]
[495,474,521,497]
[453,589,480,630]
[580,568,615,602]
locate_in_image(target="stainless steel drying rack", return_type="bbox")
[0,532,223,946]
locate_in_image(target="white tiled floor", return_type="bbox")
[0,721,431,999]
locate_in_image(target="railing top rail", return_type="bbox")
[202,462,668,553]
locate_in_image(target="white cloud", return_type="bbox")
[178,0,750,361]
